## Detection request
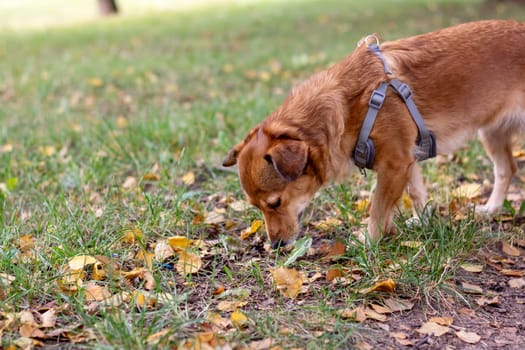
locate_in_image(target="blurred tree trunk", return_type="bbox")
[97,0,119,16]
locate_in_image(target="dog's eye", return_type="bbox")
[268,198,281,209]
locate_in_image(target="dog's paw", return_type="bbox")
[475,203,499,216]
[405,216,421,228]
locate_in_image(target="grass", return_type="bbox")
[1,0,525,348]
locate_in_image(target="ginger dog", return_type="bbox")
[223,20,525,249]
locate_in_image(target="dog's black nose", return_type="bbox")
[271,239,287,250]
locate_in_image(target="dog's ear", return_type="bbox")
[266,139,308,181]
[222,126,260,167]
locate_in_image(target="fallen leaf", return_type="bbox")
[270,267,307,298]
[240,220,263,240]
[217,301,247,312]
[19,324,47,339]
[142,173,159,181]
[508,278,525,288]
[400,240,423,248]
[323,240,346,260]
[326,268,344,282]
[229,200,249,211]
[359,279,396,294]
[146,328,172,345]
[429,316,454,326]
[120,226,143,244]
[68,255,97,270]
[121,176,137,190]
[455,330,481,344]
[85,283,111,302]
[167,236,193,250]
[339,306,367,322]
[230,310,248,328]
[500,269,525,277]
[154,241,175,262]
[461,282,483,294]
[176,251,202,275]
[383,298,414,312]
[207,313,230,329]
[88,77,104,87]
[452,183,481,199]
[204,211,225,225]
[501,241,521,256]
[181,172,195,186]
[417,322,449,336]
[314,217,343,231]
[365,307,388,321]
[40,308,57,328]
[19,235,35,251]
[460,263,484,273]
[475,295,499,306]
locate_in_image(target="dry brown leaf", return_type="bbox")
[417,322,449,336]
[241,220,263,240]
[92,262,106,281]
[508,277,525,288]
[146,328,172,345]
[40,308,57,328]
[121,176,137,190]
[229,199,249,212]
[231,310,248,328]
[270,267,307,299]
[176,251,202,275]
[460,263,484,273]
[326,268,344,282]
[207,313,230,329]
[365,307,388,321]
[370,303,392,314]
[338,306,367,322]
[144,271,156,290]
[455,330,481,344]
[324,241,346,260]
[500,269,525,277]
[68,255,97,270]
[475,295,499,307]
[429,316,454,326]
[501,241,521,256]
[154,241,174,262]
[461,282,483,294]
[204,211,225,225]
[19,324,47,339]
[390,331,414,346]
[383,298,414,312]
[120,267,146,279]
[85,283,111,302]
[216,300,247,312]
[359,278,396,294]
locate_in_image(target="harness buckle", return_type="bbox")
[396,83,412,100]
[368,89,386,109]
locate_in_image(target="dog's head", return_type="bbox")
[223,125,322,249]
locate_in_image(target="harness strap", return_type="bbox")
[367,43,393,75]
[388,79,436,161]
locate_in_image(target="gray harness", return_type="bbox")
[353,38,436,170]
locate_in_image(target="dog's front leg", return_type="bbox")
[367,162,412,240]
[407,162,427,214]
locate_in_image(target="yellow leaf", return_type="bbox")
[230,309,248,328]
[314,217,343,231]
[58,268,85,291]
[68,255,98,270]
[354,199,369,213]
[501,240,521,256]
[176,251,202,275]
[39,145,56,156]
[0,143,13,153]
[417,322,449,336]
[134,291,147,308]
[142,173,159,181]
[92,262,106,281]
[19,234,35,251]
[116,116,128,128]
[452,183,481,199]
[270,267,307,299]
[401,240,423,249]
[181,172,195,186]
[167,236,193,250]
[241,220,263,240]
[359,278,396,294]
[120,268,146,279]
[455,330,481,344]
[89,77,104,87]
[121,226,143,244]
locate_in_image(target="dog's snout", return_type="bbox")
[271,239,288,250]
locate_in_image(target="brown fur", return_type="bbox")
[223,20,525,248]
